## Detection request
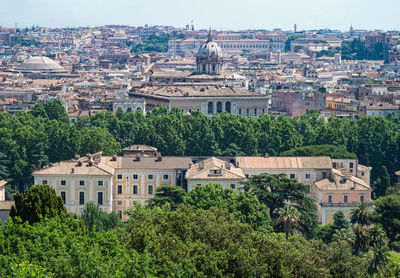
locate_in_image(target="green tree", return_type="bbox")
[81,202,105,232]
[367,246,390,276]
[350,202,371,226]
[10,262,54,278]
[184,183,273,232]
[353,224,369,254]
[10,184,66,224]
[0,216,153,277]
[375,166,391,197]
[278,205,300,240]
[281,144,357,159]
[81,202,122,231]
[78,127,121,156]
[332,210,351,231]
[371,194,400,250]
[242,173,318,237]
[368,224,388,248]
[332,228,355,246]
[148,184,186,209]
[31,99,69,123]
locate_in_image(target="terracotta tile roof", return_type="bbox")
[186,157,245,180]
[315,168,371,191]
[0,201,14,210]
[33,161,114,176]
[119,156,192,170]
[133,85,263,98]
[236,156,332,170]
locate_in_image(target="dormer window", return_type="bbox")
[209,169,222,176]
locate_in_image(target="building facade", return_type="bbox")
[32,147,372,224]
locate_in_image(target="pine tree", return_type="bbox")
[332,210,350,232]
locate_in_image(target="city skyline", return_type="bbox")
[1,0,399,31]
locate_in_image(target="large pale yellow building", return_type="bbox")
[32,146,372,224]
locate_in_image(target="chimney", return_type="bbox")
[135,154,141,161]
[264,153,269,158]
[112,154,117,161]
[189,162,193,169]
[71,168,75,174]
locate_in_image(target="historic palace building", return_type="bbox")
[33,145,372,224]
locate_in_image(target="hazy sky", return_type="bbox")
[1,0,399,31]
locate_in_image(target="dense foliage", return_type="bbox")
[10,184,66,224]
[281,144,357,159]
[131,33,171,53]
[3,102,400,198]
[1,182,398,277]
[341,39,384,60]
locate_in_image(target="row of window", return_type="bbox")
[116,174,169,180]
[327,195,365,203]
[42,180,105,187]
[237,108,267,116]
[61,191,104,206]
[117,185,153,195]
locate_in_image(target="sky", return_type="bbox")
[1,0,399,31]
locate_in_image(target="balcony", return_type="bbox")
[320,201,373,207]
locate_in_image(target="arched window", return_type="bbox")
[217,102,222,113]
[225,101,231,113]
[208,102,214,114]
[126,107,132,113]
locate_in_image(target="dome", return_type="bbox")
[15,56,65,73]
[197,41,222,60]
[196,30,224,75]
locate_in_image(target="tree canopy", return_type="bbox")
[10,184,66,224]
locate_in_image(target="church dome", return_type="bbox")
[197,41,222,60]
[196,30,223,75]
[15,56,65,73]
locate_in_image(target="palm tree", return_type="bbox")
[350,202,370,226]
[367,224,388,248]
[332,228,355,246]
[367,246,390,276]
[353,224,369,255]
[278,205,300,240]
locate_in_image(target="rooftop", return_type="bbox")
[236,156,333,169]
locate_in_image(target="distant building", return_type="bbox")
[168,31,284,56]
[271,90,326,116]
[365,102,400,117]
[13,56,67,77]
[129,32,269,117]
